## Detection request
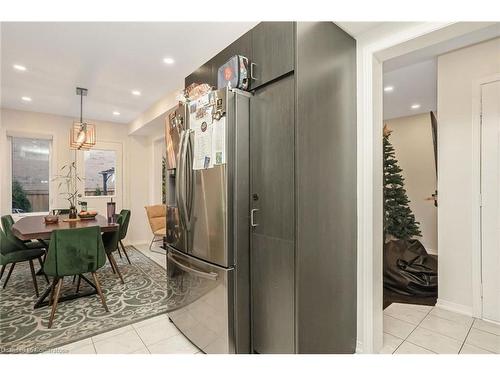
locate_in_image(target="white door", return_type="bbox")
[481,79,500,323]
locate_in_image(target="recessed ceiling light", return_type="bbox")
[112,111,121,116]
[163,57,175,65]
[384,86,394,92]
[21,96,32,102]
[13,64,27,71]
[411,104,421,109]
[131,90,141,96]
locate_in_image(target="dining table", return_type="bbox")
[11,214,119,309]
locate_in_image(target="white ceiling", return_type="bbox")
[0,22,257,124]
[335,22,382,37]
[383,58,437,120]
[382,23,499,120]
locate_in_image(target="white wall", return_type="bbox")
[126,134,155,245]
[437,37,500,313]
[385,113,438,253]
[0,108,155,245]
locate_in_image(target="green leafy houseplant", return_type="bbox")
[12,179,32,212]
[53,161,82,217]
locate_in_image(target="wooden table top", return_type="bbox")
[11,215,119,241]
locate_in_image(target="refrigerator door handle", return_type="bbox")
[167,253,218,281]
[250,208,259,227]
[180,129,192,230]
[175,130,187,228]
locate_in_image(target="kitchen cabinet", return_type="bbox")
[185,23,294,90]
[183,22,357,354]
[250,75,295,353]
[250,22,295,88]
[185,30,252,89]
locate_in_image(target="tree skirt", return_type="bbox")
[0,246,204,354]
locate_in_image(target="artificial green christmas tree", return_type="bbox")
[383,124,422,240]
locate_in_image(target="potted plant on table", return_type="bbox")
[53,161,82,219]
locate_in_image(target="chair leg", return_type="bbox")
[37,257,50,284]
[117,246,123,259]
[49,277,58,306]
[108,253,124,284]
[75,275,82,293]
[0,265,5,281]
[149,236,155,250]
[91,272,109,312]
[120,241,131,265]
[28,259,39,297]
[3,263,16,289]
[106,253,116,274]
[48,277,63,328]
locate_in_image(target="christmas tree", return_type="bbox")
[383,124,422,240]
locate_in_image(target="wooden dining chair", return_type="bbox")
[101,215,125,284]
[1,215,47,250]
[0,227,47,297]
[117,209,132,264]
[43,226,109,328]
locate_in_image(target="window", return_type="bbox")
[11,137,51,213]
[84,149,116,196]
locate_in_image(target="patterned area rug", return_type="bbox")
[0,246,183,354]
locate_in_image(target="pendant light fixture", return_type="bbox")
[70,87,96,150]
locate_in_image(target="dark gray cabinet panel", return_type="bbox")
[185,30,252,89]
[185,63,215,88]
[295,22,357,354]
[250,75,295,353]
[212,31,252,87]
[251,235,294,353]
[251,22,294,88]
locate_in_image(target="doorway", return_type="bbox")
[382,68,438,310]
[380,37,500,354]
[356,22,500,354]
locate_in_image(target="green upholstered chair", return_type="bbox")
[0,227,47,297]
[1,215,47,250]
[43,226,109,328]
[117,209,131,264]
[101,215,125,284]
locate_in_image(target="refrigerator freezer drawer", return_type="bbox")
[167,247,235,353]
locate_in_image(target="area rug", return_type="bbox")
[0,246,200,354]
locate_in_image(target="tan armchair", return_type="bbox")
[144,204,166,250]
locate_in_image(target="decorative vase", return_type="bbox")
[107,199,116,223]
[69,206,77,219]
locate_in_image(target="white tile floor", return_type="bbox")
[45,244,500,355]
[381,302,500,354]
[45,243,201,354]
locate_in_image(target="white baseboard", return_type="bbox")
[426,248,438,255]
[355,340,363,354]
[436,299,473,316]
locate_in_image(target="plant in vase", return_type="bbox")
[53,161,83,219]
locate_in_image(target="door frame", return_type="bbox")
[356,22,500,354]
[472,74,500,319]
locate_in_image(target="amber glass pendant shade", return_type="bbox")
[70,122,96,150]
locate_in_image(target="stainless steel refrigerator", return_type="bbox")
[165,87,251,354]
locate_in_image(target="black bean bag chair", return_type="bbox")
[384,239,438,297]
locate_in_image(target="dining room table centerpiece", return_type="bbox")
[53,161,82,219]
